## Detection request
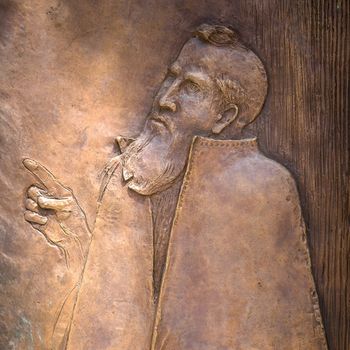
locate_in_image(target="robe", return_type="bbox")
[66,136,327,349]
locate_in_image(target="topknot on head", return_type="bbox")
[194,24,241,48]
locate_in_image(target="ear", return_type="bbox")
[211,104,239,134]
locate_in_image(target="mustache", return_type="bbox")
[122,110,175,163]
[148,112,174,131]
[122,129,154,160]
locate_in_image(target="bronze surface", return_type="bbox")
[0,1,348,349]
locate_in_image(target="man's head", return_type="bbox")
[121,24,267,195]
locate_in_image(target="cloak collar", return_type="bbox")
[115,135,259,155]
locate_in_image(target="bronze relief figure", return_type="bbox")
[23,24,328,349]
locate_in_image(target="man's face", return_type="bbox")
[122,39,221,195]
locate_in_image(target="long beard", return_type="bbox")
[121,124,190,196]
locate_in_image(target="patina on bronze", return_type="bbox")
[23,24,327,349]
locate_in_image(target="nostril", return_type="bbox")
[168,101,176,112]
[159,99,176,112]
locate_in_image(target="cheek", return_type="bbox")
[179,92,209,111]
[179,99,216,129]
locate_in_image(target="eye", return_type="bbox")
[182,80,200,94]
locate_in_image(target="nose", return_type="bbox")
[158,82,178,112]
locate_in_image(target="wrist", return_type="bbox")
[58,222,91,271]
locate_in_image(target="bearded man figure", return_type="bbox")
[23,24,328,349]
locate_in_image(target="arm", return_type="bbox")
[23,158,93,348]
[23,158,92,271]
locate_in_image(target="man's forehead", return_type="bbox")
[171,38,232,76]
[174,39,209,65]
[168,40,211,74]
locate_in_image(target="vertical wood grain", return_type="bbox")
[240,1,349,348]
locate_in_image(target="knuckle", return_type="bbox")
[28,185,39,191]
[24,210,33,217]
[37,196,47,207]
[27,185,41,198]
[25,198,38,210]
[24,211,35,222]
[27,187,34,196]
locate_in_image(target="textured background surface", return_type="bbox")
[0,0,348,348]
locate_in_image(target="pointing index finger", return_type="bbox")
[23,158,68,195]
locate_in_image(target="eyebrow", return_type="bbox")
[184,71,208,86]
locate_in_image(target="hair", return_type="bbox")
[194,24,268,131]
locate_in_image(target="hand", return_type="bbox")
[23,158,91,268]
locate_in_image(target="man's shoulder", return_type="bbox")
[219,145,298,196]
[192,137,298,195]
[250,150,295,184]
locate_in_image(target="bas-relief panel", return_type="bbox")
[0,1,338,349]
[20,24,327,349]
